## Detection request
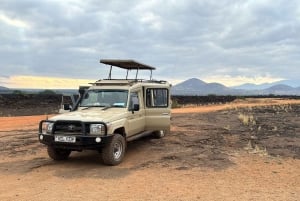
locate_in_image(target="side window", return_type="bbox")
[146,88,168,108]
[129,92,139,110]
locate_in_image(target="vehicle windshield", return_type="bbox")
[80,90,128,108]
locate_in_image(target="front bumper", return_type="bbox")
[38,133,113,150]
[38,120,112,150]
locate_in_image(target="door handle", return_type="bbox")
[162,113,169,115]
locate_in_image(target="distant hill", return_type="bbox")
[171,78,242,95]
[172,78,205,90]
[0,86,10,91]
[172,78,300,95]
[233,79,300,90]
[233,83,274,90]
[261,84,300,95]
[276,79,300,88]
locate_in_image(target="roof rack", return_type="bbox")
[100,59,156,80]
[92,79,167,86]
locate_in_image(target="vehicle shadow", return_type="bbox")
[0,151,131,179]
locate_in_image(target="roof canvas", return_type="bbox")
[100,59,156,70]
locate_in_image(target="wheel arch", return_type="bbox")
[113,127,126,138]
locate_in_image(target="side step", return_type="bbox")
[126,131,154,142]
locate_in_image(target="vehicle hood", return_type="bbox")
[50,108,127,123]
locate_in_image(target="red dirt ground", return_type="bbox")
[0,98,299,201]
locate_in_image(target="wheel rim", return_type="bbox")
[159,130,165,137]
[113,141,123,160]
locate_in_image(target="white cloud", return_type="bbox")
[0,13,30,29]
[69,47,98,54]
[140,12,162,30]
[0,0,300,88]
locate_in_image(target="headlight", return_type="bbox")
[42,122,54,134]
[90,124,105,135]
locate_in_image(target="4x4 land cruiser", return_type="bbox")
[38,59,171,165]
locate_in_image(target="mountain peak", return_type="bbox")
[176,78,206,87]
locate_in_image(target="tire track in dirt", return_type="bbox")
[0,130,43,156]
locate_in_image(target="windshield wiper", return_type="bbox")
[81,104,123,111]
[81,105,107,110]
[102,104,126,110]
[81,107,92,110]
[102,105,113,110]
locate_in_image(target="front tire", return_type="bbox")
[47,146,71,160]
[102,134,126,166]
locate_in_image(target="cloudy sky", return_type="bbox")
[0,0,299,89]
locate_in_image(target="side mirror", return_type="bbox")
[59,104,72,114]
[133,104,139,111]
[63,104,71,110]
[131,104,139,114]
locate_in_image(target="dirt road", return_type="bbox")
[0,99,299,200]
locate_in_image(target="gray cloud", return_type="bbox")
[0,0,299,84]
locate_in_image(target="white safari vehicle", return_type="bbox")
[38,59,171,165]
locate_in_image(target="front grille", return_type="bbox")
[50,121,106,135]
[54,121,84,135]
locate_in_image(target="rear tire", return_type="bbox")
[47,146,71,160]
[102,134,126,166]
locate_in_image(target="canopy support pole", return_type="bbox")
[135,68,139,80]
[108,65,112,79]
[126,69,129,80]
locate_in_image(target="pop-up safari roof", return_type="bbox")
[100,59,156,80]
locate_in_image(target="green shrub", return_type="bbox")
[12,90,24,95]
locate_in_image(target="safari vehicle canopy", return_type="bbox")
[100,59,156,80]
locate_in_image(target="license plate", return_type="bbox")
[54,135,76,143]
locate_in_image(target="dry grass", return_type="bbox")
[244,140,268,156]
[238,113,256,126]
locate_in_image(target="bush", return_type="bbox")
[171,99,181,108]
[12,90,24,95]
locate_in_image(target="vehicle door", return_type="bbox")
[144,87,171,132]
[127,89,145,136]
